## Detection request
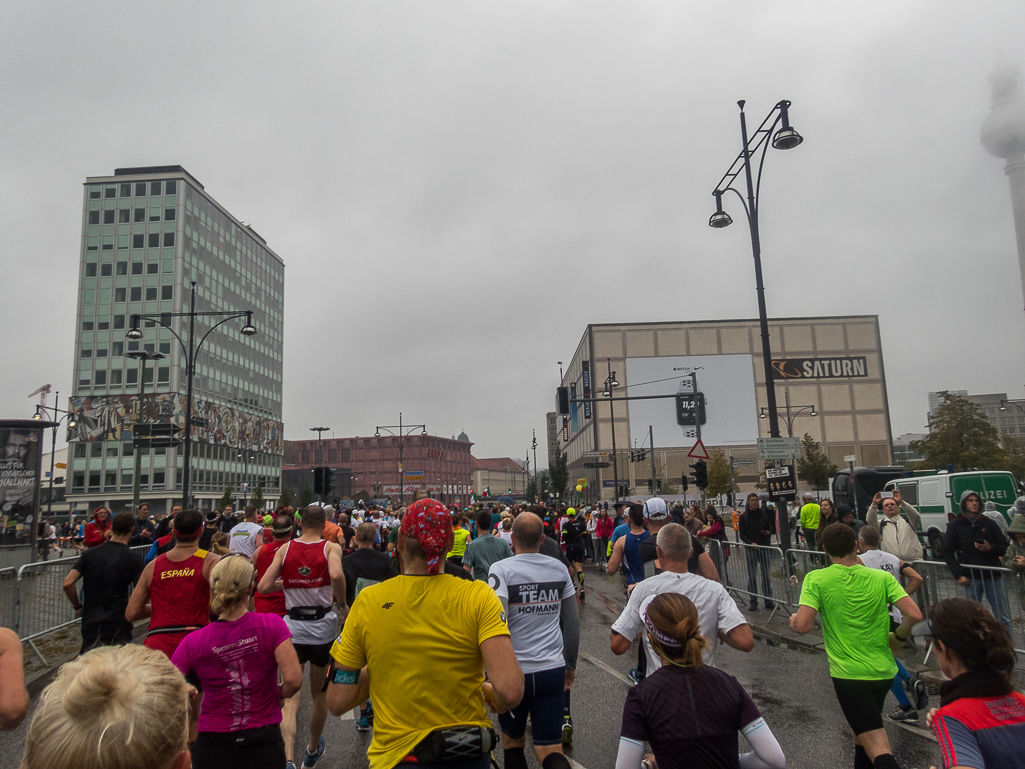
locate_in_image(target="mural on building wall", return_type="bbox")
[67,394,283,454]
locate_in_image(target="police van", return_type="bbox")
[881,470,1018,555]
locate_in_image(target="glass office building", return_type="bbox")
[66,166,285,515]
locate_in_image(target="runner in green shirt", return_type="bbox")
[789,523,921,769]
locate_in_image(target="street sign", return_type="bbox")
[602,480,617,488]
[757,437,801,461]
[583,462,611,468]
[687,439,709,460]
[765,465,796,500]
[843,454,857,463]
[730,457,756,465]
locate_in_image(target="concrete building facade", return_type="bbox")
[66,166,285,515]
[557,316,893,501]
[471,457,527,497]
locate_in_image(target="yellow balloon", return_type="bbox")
[575,484,583,492]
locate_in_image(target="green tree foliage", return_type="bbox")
[909,391,1005,471]
[549,448,569,502]
[252,484,264,510]
[656,471,680,496]
[221,485,235,509]
[300,482,313,508]
[1000,435,1025,483]
[705,450,736,498]
[796,433,838,490]
[279,487,292,508]
[538,470,550,498]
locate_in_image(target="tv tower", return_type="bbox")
[981,63,1025,310]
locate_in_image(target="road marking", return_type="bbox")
[341,707,355,721]
[569,758,591,769]
[579,651,634,686]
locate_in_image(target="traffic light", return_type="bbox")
[313,467,325,494]
[690,460,708,489]
[323,468,336,496]
[557,387,570,416]
[681,474,689,493]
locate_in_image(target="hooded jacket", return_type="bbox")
[1010,496,1025,519]
[942,490,1008,580]
[982,500,1009,535]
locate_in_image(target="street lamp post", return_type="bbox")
[32,394,76,524]
[709,100,804,440]
[126,351,165,513]
[126,281,256,507]
[309,427,330,504]
[375,413,427,505]
[760,390,817,438]
[602,359,621,502]
[531,430,538,503]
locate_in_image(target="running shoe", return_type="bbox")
[579,588,585,600]
[561,716,573,746]
[301,738,326,768]
[365,700,375,725]
[912,679,929,711]
[286,762,297,769]
[356,714,371,732]
[886,706,918,723]
[627,668,642,684]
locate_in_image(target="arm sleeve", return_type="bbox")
[739,718,786,769]
[901,502,921,529]
[619,686,650,742]
[943,524,963,580]
[865,505,879,528]
[990,522,1009,557]
[560,596,580,671]
[615,738,645,769]
[798,573,820,611]
[145,541,159,564]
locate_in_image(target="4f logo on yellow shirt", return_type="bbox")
[382,602,395,609]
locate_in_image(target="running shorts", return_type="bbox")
[294,640,334,667]
[831,677,892,735]
[498,666,565,745]
[191,724,285,769]
[565,544,585,563]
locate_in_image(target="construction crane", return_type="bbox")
[28,384,52,419]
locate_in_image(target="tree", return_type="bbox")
[251,484,264,510]
[910,391,1005,471]
[221,485,235,509]
[300,482,313,508]
[525,477,538,502]
[279,486,292,508]
[705,450,736,498]
[538,470,550,498]
[655,471,680,496]
[1001,435,1025,484]
[796,433,838,492]
[549,448,569,502]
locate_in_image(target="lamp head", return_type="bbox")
[374,429,381,438]
[422,428,428,436]
[240,313,257,336]
[1000,402,1008,411]
[709,191,732,228]
[810,408,818,417]
[126,314,144,340]
[68,420,77,429]
[32,410,41,420]
[772,101,803,150]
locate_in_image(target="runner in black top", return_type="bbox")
[561,508,589,598]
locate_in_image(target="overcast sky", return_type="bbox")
[2,1,1024,465]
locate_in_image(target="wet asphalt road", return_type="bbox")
[0,562,943,769]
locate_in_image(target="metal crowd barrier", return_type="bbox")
[7,544,153,664]
[911,559,1025,665]
[707,540,791,620]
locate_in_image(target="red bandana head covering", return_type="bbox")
[401,498,452,575]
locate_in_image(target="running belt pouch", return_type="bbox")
[410,725,497,763]
[287,605,330,621]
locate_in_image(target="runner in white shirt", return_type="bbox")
[611,523,753,673]
[488,512,579,759]
[227,506,265,558]
[496,515,515,548]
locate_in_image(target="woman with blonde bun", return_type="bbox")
[171,554,302,769]
[615,593,786,769]
[22,643,190,769]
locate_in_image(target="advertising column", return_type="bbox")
[0,419,53,557]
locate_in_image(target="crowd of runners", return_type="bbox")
[2,492,1023,769]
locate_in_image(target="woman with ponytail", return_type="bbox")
[171,554,303,769]
[615,593,785,769]
[23,644,190,769]
[927,598,1025,768]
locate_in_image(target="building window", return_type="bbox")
[97,319,109,330]
[153,470,165,489]
[88,211,100,225]
[113,315,125,329]
[158,367,169,383]
[130,287,142,301]
[134,208,145,223]
[72,472,84,491]
[145,287,157,301]
[73,444,86,459]
[109,369,122,385]
[102,237,113,250]
[85,263,97,277]
[163,232,175,247]
[89,187,101,200]
[112,342,123,356]
[104,472,117,491]
[103,210,115,224]
[132,234,144,249]
[147,262,158,274]
[126,368,138,384]
[119,209,130,223]
[104,186,116,199]
[149,206,160,222]
[116,261,127,276]
[165,208,176,221]
[94,370,107,385]
[159,341,170,354]
[88,472,100,491]
[166,180,177,194]
[87,237,98,251]
[120,183,131,197]
[148,233,160,248]
[135,182,146,196]
[161,285,173,300]
[114,288,126,302]
[121,472,132,488]
[100,263,112,277]
[150,181,161,195]
[80,348,92,358]
[96,348,107,358]
[90,442,103,458]
[132,261,143,275]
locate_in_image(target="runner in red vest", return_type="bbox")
[252,513,293,617]
[258,505,345,769]
[126,509,220,659]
